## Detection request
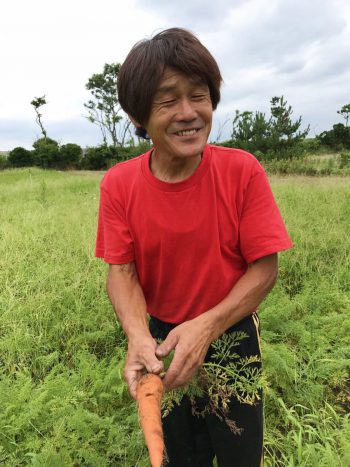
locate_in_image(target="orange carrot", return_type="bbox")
[136,373,164,467]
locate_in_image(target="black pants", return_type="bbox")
[149,314,263,467]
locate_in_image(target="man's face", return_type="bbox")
[143,68,213,161]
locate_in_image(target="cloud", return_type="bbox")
[132,0,349,141]
[1,0,349,149]
[134,0,349,77]
[136,0,246,30]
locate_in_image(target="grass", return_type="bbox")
[262,152,350,176]
[262,175,350,466]
[0,167,349,466]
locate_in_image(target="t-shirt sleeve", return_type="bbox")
[239,160,293,263]
[95,182,135,264]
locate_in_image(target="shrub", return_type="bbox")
[117,142,151,160]
[8,147,34,168]
[107,143,152,168]
[59,144,82,169]
[80,145,119,170]
[0,153,9,170]
[339,151,350,168]
[263,158,318,176]
[253,150,265,162]
[301,138,322,154]
[82,143,151,170]
[265,144,306,161]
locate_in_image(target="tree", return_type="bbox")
[229,96,309,159]
[269,96,310,156]
[31,96,48,140]
[84,63,131,147]
[337,103,350,127]
[8,147,34,167]
[316,103,350,150]
[32,137,60,168]
[318,124,350,150]
[231,110,271,155]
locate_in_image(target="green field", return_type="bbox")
[1,168,349,466]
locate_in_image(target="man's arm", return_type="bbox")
[107,263,163,398]
[156,253,278,390]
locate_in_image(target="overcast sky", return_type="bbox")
[1,0,350,150]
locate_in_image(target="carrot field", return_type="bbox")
[0,168,349,466]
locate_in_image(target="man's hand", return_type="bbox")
[124,335,164,399]
[154,254,278,391]
[155,317,213,391]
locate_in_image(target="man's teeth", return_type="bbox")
[176,129,198,136]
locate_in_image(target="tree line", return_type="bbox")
[2,62,350,171]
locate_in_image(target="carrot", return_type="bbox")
[136,373,164,467]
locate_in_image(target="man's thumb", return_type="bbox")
[143,349,164,374]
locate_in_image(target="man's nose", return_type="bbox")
[176,98,197,120]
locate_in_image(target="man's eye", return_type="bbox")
[192,94,206,100]
[161,99,176,105]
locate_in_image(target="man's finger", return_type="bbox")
[142,349,165,374]
[156,332,179,358]
[124,372,138,399]
[162,350,193,389]
[129,381,137,399]
[163,365,188,390]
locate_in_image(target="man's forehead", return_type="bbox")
[156,68,206,92]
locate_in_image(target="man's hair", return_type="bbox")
[117,28,223,138]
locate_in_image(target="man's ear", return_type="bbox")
[128,115,142,129]
[128,115,149,140]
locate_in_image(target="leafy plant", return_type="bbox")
[161,331,263,431]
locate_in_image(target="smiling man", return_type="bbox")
[95,28,292,467]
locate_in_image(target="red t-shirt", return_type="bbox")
[95,144,292,324]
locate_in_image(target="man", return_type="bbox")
[95,28,292,466]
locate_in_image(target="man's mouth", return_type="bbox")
[174,128,200,136]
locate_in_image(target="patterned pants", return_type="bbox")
[149,313,264,467]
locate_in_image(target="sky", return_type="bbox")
[1,0,350,151]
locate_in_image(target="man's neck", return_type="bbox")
[150,150,202,183]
